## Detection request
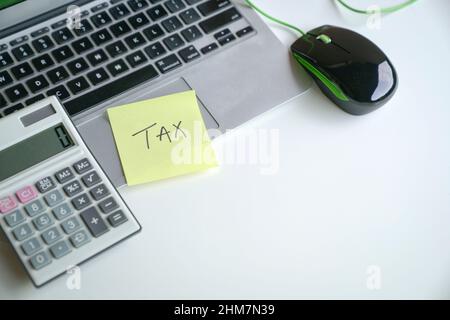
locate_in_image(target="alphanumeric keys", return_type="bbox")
[87,67,110,85]
[161,16,183,33]
[155,53,182,73]
[128,0,149,12]
[25,94,45,106]
[91,11,113,27]
[32,213,54,231]
[5,84,28,102]
[110,21,132,37]
[55,167,74,184]
[12,44,34,61]
[35,177,56,193]
[63,180,83,197]
[178,45,200,63]
[164,0,185,13]
[143,24,165,41]
[67,58,90,75]
[47,85,70,101]
[109,3,131,19]
[180,8,201,24]
[12,223,34,241]
[0,94,6,108]
[52,28,74,44]
[72,37,94,54]
[181,26,202,42]
[11,62,34,80]
[126,50,148,67]
[0,52,14,69]
[74,19,94,36]
[107,59,129,76]
[31,54,55,71]
[144,42,166,59]
[44,189,64,207]
[91,29,113,45]
[21,237,41,256]
[52,45,74,63]
[128,12,150,29]
[67,77,91,94]
[3,104,24,115]
[73,158,92,174]
[106,41,128,58]
[80,206,109,237]
[47,66,70,84]
[30,251,51,270]
[52,203,73,221]
[72,193,91,211]
[0,70,12,88]
[4,210,25,228]
[125,33,147,49]
[163,34,184,50]
[32,36,55,53]
[41,227,62,245]
[146,4,168,20]
[61,216,81,234]
[26,75,50,93]
[87,49,109,66]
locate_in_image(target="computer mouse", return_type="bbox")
[291,25,398,115]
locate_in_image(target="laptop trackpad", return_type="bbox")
[77,78,218,188]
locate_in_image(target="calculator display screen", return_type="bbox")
[0,124,75,182]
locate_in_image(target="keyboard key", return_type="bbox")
[64,64,159,115]
[0,195,17,214]
[0,94,6,108]
[126,50,148,67]
[98,197,119,214]
[30,251,51,270]
[47,85,70,101]
[52,45,74,62]
[12,44,34,61]
[61,217,81,234]
[63,180,83,197]
[109,3,131,19]
[67,57,90,75]
[21,237,41,256]
[155,53,182,73]
[67,76,91,94]
[161,16,183,33]
[198,0,231,16]
[12,223,34,241]
[74,19,94,36]
[31,54,55,71]
[5,84,29,102]
[24,199,45,217]
[3,104,24,115]
[72,193,92,211]
[108,210,128,227]
[90,183,110,201]
[49,240,71,259]
[55,167,74,184]
[73,158,92,174]
[10,35,28,47]
[69,229,91,248]
[91,28,113,45]
[91,11,113,27]
[146,4,168,21]
[36,176,56,193]
[107,59,129,76]
[110,21,132,37]
[48,65,70,81]
[0,52,13,69]
[0,70,13,88]
[26,75,50,93]
[11,62,34,80]
[218,33,235,46]
[52,28,74,44]
[144,41,166,59]
[31,27,50,38]
[41,227,62,245]
[81,171,101,187]
[143,24,165,41]
[72,37,94,54]
[87,49,109,66]
[44,189,64,207]
[214,28,231,40]
[199,7,241,34]
[106,40,128,58]
[32,213,54,231]
[179,8,201,24]
[80,206,109,237]
[185,0,202,4]
[236,26,254,37]
[87,67,110,85]
[91,2,109,13]
[164,0,185,13]
[52,203,73,220]
[128,0,148,12]
[25,94,45,106]
[163,34,184,50]
[4,210,25,228]
[181,25,202,42]
[128,12,150,29]
[178,45,200,63]
[31,36,55,53]
[125,33,147,49]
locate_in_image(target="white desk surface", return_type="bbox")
[1,0,449,299]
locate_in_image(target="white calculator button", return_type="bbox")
[69,229,91,248]
[61,217,81,234]
[44,190,64,207]
[52,203,73,220]
[30,251,52,270]
[49,240,71,259]
[41,227,62,245]
[4,209,25,228]
[0,195,17,214]
[12,223,34,241]
[32,213,54,231]
[21,237,42,256]
[24,199,45,217]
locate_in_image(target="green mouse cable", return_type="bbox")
[243,0,418,36]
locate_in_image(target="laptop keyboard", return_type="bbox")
[0,0,254,117]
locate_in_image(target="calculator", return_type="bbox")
[0,97,141,287]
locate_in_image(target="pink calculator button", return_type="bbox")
[0,196,17,214]
[16,186,37,204]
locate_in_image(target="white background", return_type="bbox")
[1,0,449,299]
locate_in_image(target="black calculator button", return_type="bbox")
[98,197,119,214]
[90,183,110,201]
[80,207,109,237]
[63,180,83,197]
[73,158,92,174]
[35,177,56,193]
[71,193,91,211]
[55,167,75,184]
[107,210,128,227]
[81,171,101,187]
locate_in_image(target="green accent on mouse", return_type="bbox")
[316,34,332,44]
[293,53,349,101]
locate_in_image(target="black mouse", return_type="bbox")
[291,25,398,115]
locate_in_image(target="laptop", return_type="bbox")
[0,0,310,187]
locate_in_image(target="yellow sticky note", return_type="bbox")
[107,91,218,186]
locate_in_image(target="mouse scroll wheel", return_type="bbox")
[316,34,332,44]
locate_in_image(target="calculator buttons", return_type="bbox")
[35,177,56,193]
[80,207,109,238]
[81,171,101,187]
[32,213,54,231]
[73,158,92,174]
[61,216,81,234]
[21,237,42,256]
[12,223,34,241]
[44,190,64,207]
[0,195,17,214]
[24,199,45,217]
[30,251,51,270]
[72,193,91,210]
[55,167,74,184]
[52,203,73,220]
[41,227,62,245]
[63,180,83,197]
[49,240,71,259]
[90,184,109,201]
[69,229,91,248]
[16,186,37,204]
[98,197,119,214]
[107,210,128,227]
[4,210,25,227]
